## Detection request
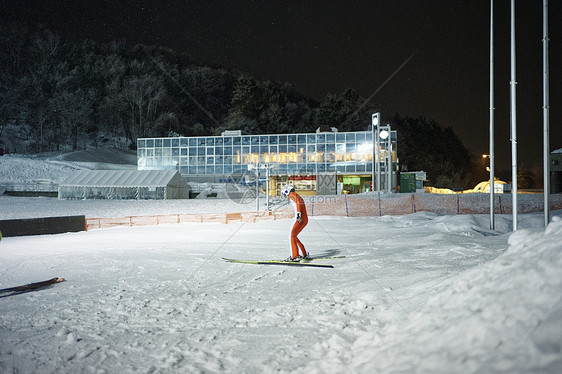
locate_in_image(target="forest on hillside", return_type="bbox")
[0,23,482,187]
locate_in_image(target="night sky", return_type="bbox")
[2,0,561,172]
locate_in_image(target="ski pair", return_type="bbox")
[223,256,345,268]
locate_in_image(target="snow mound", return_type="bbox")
[49,148,137,164]
[0,155,81,185]
[0,148,136,185]
[347,217,562,373]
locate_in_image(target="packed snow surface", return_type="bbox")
[1,152,561,373]
[0,212,561,373]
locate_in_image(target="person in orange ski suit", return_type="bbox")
[281,185,308,261]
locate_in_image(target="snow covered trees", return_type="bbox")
[225,76,315,135]
[0,27,187,151]
[0,24,480,188]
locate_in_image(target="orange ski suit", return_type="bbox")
[288,191,308,258]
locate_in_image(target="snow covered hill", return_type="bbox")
[0,148,137,186]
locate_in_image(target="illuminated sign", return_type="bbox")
[343,176,360,185]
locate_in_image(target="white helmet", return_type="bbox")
[281,185,294,198]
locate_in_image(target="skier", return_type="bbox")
[281,185,309,261]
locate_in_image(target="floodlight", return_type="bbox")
[372,113,380,127]
[379,130,389,140]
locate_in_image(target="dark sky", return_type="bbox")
[2,0,561,172]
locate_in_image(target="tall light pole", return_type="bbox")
[489,0,496,230]
[543,0,550,227]
[371,113,380,192]
[379,127,391,192]
[510,0,518,231]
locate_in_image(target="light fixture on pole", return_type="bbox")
[379,130,390,140]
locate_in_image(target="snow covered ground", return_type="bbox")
[1,153,562,373]
[1,211,561,373]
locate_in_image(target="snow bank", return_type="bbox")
[0,148,136,186]
[0,155,80,185]
[346,217,562,373]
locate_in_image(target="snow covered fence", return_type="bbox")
[85,210,293,230]
[306,192,562,217]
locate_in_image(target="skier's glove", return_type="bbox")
[296,212,302,223]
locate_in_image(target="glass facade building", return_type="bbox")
[137,129,397,195]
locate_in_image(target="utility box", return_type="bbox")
[400,171,426,193]
[400,173,416,193]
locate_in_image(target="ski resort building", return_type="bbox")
[136,126,397,196]
[58,170,190,200]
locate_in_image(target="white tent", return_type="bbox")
[58,170,189,200]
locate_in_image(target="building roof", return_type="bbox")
[60,170,187,188]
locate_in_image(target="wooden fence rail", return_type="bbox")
[85,210,293,231]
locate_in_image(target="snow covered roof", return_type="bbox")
[59,170,188,188]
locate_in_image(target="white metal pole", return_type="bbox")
[389,141,394,192]
[386,133,391,193]
[265,166,270,212]
[371,114,376,191]
[489,0,496,230]
[374,132,381,192]
[256,166,259,212]
[543,0,550,227]
[510,0,518,231]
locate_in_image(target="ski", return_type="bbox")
[0,277,66,294]
[223,258,334,268]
